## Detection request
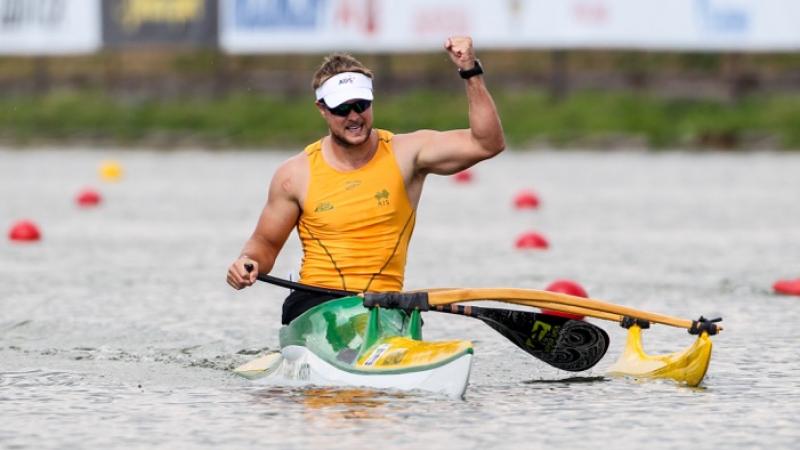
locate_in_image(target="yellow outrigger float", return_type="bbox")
[368,288,722,387]
[606,324,713,387]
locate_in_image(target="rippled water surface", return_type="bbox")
[2,148,799,449]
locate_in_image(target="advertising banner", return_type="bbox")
[508,0,800,51]
[220,0,800,53]
[0,0,101,55]
[102,0,218,48]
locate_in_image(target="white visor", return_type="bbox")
[315,72,373,108]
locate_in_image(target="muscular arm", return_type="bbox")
[414,37,506,175]
[226,159,303,289]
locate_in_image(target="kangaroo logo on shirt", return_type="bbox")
[374,189,390,206]
[314,202,334,213]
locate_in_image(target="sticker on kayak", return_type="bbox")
[363,344,390,366]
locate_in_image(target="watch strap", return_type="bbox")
[458,60,484,79]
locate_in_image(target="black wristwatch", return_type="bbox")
[458,60,483,79]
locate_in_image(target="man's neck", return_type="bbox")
[324,129,378,171]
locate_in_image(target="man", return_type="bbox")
[226,36,505,324]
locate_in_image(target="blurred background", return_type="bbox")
[1,0,799,150]
[3,4,800,448]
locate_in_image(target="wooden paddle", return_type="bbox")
[248,270,610,372]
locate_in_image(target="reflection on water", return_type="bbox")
[251,387,406,421]
[300,388,398,416]
[522,376,608,384]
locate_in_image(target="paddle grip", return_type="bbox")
[363,292,430,311]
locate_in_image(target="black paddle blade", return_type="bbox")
[435,305,609,372]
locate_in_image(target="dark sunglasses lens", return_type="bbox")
[352,100,371,113]
[328,100,371,116]
[330,104,351,116]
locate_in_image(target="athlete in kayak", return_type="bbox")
[226,36,505,324]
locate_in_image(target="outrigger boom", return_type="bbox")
[366,288,722,334]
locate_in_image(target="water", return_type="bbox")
[2,148,799,449]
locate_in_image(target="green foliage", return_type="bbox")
[1,89,799,150]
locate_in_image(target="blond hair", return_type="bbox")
[312,53,373,90]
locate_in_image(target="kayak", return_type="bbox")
[233,296,474,397]
[234,277,721,390]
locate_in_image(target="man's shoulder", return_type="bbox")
[278,150,309,174]
[391,129,436,149]
[269,151,309,200]
[392,129,436,139]
[390,130,444,162]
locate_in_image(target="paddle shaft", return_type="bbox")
[248,266,713,331]
[253,272,353,297]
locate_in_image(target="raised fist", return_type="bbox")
[444,36,476,70]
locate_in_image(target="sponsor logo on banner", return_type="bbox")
[0,0,66,29]
[233,0,322,29]
[695,0,750,34]
[334,0,377,34]
[116,0,206,31]
[102,0,217,47]
[571,1,609,26]
[0,0,100,55]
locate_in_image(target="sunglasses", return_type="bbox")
[322,99,372,117]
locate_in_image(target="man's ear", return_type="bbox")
[315,101,327,118]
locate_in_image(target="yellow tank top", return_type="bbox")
[298,129,415,292]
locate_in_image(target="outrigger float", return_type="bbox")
[235,275,722,396]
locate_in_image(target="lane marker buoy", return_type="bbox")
[543,279,588,320]
[774,279,800,296]
[514,190,540,209]
[453,169,473,183]
[99,160,123,182]
[76,188,102,207]
[8,220,41,242]
[515,231,549,249]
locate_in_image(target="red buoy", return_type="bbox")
[542,279,587,320]
[453,169,473,183]
[774,279,800,296]
[515,231,549,249]
[76,188,102,207]
[513,190,540,209]
[8,220,41,242]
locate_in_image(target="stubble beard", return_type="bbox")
[330,126,372,149]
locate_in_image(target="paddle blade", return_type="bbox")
[436,305,609,372]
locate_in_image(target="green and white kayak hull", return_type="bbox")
[234,296,474,397]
